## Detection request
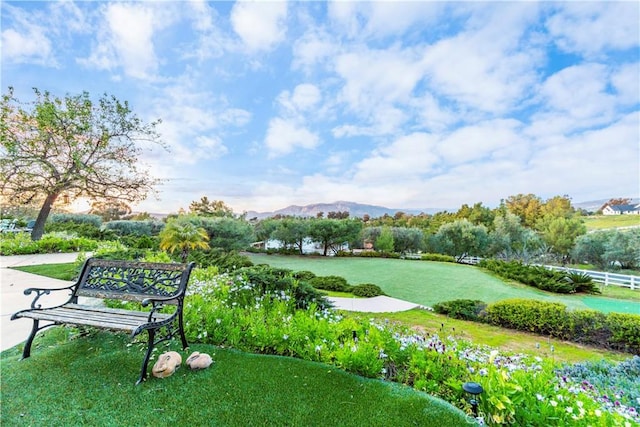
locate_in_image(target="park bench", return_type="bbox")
[11,258,195,384]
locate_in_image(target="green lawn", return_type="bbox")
[247,254,640,315]
[13,262,79,280]
[582,214,640,230]
[1,329,470,427]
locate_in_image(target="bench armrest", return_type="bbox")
[22,284,76,309]
[141,294,182,307]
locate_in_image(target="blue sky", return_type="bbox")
[2,1,639,214]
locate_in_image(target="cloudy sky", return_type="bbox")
[2,1,639,214]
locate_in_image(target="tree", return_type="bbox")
[392,227,423,253]
[538,216,586,257]
[433,219,489,261]
[159,217,210,262]
[505,194,543,228]
[89,200,132,222]
[308,218,362,255]
[572,232,609,270]
[489,213,542,261]
[272,218,310,254]
[189,196,233,217]
[375,226,394,253]
[1,87,163,240]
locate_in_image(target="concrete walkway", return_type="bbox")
[1,253,82,352]
[0,252,423,352]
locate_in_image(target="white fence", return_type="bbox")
[458,256,639,290]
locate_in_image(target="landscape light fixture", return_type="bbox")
[462,381,484,418]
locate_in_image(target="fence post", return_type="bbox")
[604,272,609,287]
[631,276,636,291]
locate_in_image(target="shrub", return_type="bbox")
[563,271,601,294]
[103,220,161,236]
[308,275,352,292]
[479,259,600,294]
[420,253,456,263]
[45,222,109,240]
[0,232,100,255]
[433,299,487,321]
[485,299,640,353]
[352,283,386,297]
[49,213,102,227]
[293,270,316,280]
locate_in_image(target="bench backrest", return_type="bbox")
[74,258,195,304]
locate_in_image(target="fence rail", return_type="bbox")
[458,256,638,290]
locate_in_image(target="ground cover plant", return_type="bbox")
[246,254,640,314]
[1,329,469,426]
[173,269,638,426]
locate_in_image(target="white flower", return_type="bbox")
[536,394,544,401]
[283,334,289,340]
[566,407,573,414]
[576,401,583,408]
[550,400,558,407]
[594,409,602,417]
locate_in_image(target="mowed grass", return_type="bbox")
[1,329,470,427]
[247,254,640,314]
[582,214,640,230]
[13,262,78,280]
[362,309,631,363]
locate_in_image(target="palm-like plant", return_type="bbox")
[159,218,210,262]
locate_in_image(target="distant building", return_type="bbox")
[602,204,640,215]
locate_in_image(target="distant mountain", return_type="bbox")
[244,201,441,220]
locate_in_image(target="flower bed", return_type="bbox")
[179,269,639,426]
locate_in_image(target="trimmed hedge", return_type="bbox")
[420,253,456,263]
[486,299,640,354]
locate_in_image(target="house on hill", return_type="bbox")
[602,204,640,215]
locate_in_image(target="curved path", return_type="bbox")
[1,253,422,351]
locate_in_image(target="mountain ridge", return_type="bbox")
[244,201,443,220]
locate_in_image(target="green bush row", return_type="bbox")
[0,232,100,255]
[336,250,401,258]
[485,299,640,354]
[479,259,600,294]
[420,253,456,263]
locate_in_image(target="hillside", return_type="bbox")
[244,201,440,219]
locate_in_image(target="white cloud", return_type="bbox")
[611,62,640,106]
[422,4,542,114]
[532,63,617,133]
[352,133,440,183]
[1,5,55,66]
[230,1,287,52]
[277,84,322,114]
[546,2,640,57]
[79,3,175,79]
[437,119,526,165]
[292,28,338,71]
[265,118,320,157]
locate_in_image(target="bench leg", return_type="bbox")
[137,329,156,385]
[22,319,40,359]
[178,315,188,349]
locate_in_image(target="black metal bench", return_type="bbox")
[11,258,195,384]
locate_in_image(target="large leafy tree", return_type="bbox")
[272,218,310,254]
[432,219,489,261]
[0,88,164,240]
[189,196,234,217]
